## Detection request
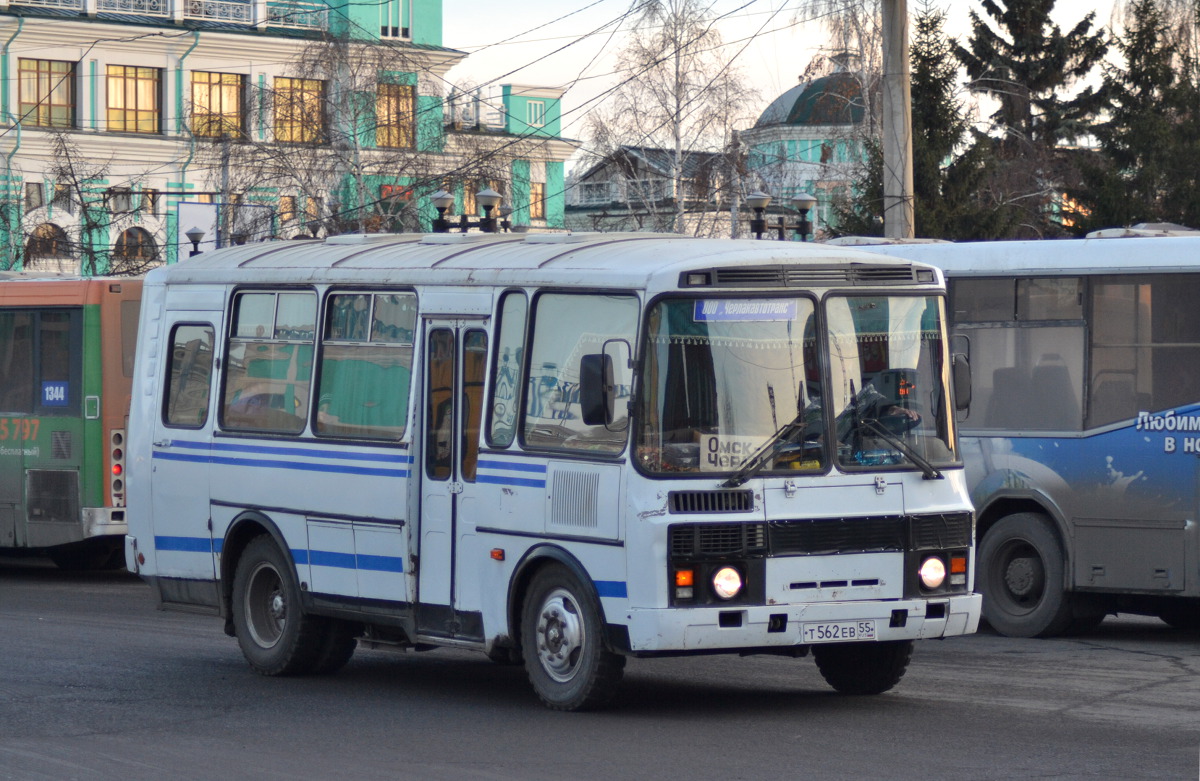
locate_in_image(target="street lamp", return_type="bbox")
[431,187,504,233]
[184,227,205,257]
[746,191,771,239]
[791,191,817,242]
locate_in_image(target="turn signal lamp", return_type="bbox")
[675,569,694,587]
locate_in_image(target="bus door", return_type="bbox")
[416,318,489,639]
[150,301,221,593]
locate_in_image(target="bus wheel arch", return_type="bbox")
[977,510,1077,637]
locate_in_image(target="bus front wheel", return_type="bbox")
[520,564,625,711]
[231,535,326,675]
[812,640,913,695]
[978,513,1075,638]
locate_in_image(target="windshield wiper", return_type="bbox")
[722,412,809,488]
[859,417,942,480]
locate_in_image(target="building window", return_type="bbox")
[530,182,545,220]
[191,71,245,138]
[279,196,297,223]
[274,77,325,143]
[107,66,161,134]
[19,59,75,129]
[113,227,158,260]
[376,83,415,149]
[141,190,160,216]
[52,183,73,214]
[24,183,44,213]
[26,223,69,259]
[526,100,545,128]
[304,196,322,223]
[107,187,134,214]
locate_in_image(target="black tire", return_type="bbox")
[231,535,325,676]
[521,564,625,711]
[310,620,358,674]
[978,512,1074,638]
[812,640,913,695]
[1158,599,1200,632]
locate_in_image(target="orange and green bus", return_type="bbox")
[0,274,140,569]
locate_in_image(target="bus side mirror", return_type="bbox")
[580,353,615,426]
[953,353,972,411]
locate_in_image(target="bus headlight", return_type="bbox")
[919,556,946,589]
[712,566,743,600]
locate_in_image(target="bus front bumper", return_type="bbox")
[620,593,982,653]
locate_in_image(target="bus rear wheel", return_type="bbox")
[231,535,326,676]
[812,640,913,695]
[521,564,625,711]
[978,512,1077,638]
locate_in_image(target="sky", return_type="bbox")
[442,0,1120,147]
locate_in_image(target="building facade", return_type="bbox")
[0,0,572,271]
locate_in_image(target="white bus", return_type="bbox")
[849,231,1200,636]
[125,232,981,710]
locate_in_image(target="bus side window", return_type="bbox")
[487,292,527,448]
[164,325,215,428]
[522,293,638,454]
[222,291,316,434]
[314,292,415,439]
[461,329,487,480]
[0,312,34,413]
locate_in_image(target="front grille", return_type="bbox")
[669,513,972,559]
[669,490,753,514]
[707,263,918,288]
[911,513,973,549]
[769,516,906,555]
[670,523,767,558]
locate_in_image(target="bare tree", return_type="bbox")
[793,0,884,135]
[582,0,758,235]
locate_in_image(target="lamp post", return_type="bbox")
[431,187,504,233]
[790,191,817,242]
[184,227,205,257]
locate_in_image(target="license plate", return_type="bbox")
[800,620,877,643]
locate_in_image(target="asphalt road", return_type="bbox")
[1,557,1198,781]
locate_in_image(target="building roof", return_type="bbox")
[576,145,723,183]
[754,71,865,128]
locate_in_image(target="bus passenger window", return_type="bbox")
[165,325,215,427]
[426,329,454,479]
[0,312,34,413]
[488,292,527,447]
[315,293,415,439]
[222,290,316,434]
[523,293,638,454]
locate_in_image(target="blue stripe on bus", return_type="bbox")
[476,459,547,474]
[155,535,213,553]
[165,439,412,464]
[153,450,409,478]
[156,538,403,574]
[476,474,547,488]
[595,580,628,599]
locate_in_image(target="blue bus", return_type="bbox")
[851,230,1200,636]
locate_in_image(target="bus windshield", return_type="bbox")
[637,295,957,476]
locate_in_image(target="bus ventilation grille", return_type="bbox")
[910,513,973,550]
[670,523,767,557]
[669,490,753,514]
[769,516,906,555]
[51,431,72,459]
[27,470,79,523]
[710,264,916,287]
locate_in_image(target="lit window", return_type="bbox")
[376,83,415,148]
[530,181,545,220]
[192,71,245,138]
[275,77,326,143]
[19,59,75,129]
[107,65,162,134]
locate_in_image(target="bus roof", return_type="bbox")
[841,234,1200,277]
[150,232,939,291]
[0,275,141,306]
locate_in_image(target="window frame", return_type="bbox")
[191,71,246,139]
[376,82,416,149]
[106,65,163,135]
[274,76,327,144]
[18,58,76,129]
[162,323,216,429]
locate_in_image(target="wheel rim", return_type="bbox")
[534,587,585,683]
[991,538,1045,614]
[244,561,286,649]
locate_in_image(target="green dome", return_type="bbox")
[755,72,865,128]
